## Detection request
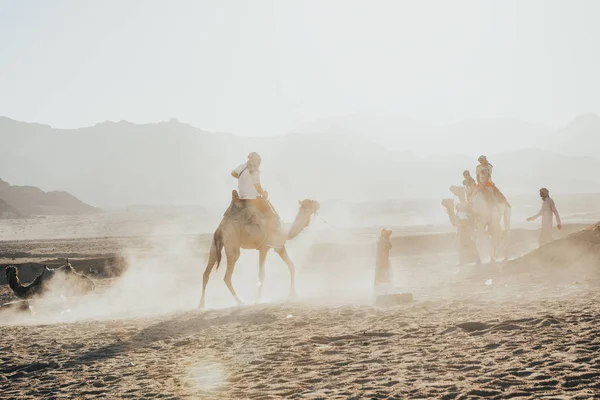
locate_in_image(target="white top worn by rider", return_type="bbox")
[231,152,268,200]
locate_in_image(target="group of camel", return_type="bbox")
[4,183,509,310]
[201,183,511,308]
[442,185,511,264]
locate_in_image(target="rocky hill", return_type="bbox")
[0,178,98,216]
[0,198,23,219]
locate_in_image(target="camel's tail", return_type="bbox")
[213,229,224,271]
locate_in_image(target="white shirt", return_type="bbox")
[234,162,261,199]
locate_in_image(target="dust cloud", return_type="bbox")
[1,207,420,325]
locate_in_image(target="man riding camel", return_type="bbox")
[231,152,284,248]
[476,155,510,208]
[232,152,268,206]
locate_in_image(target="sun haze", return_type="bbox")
[1,0,599,139]
[1,3,600,399]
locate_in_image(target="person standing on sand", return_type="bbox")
[527,188,562,247]
[374,228,393,294]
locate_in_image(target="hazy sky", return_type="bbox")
[1,0,599,135]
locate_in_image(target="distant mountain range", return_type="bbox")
[0,178,98,217]
[293,113,600,157]
[0,114,598,208]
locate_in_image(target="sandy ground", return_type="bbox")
[0,284,598,399]
[1,217,599,399]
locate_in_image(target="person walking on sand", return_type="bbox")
[527,188,562,247]
[374,228,393,294]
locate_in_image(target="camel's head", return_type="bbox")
[449,186,467,203]
[441,198,454,210]
[449,185,464,196]
[5,266,18,282]
[298,199,320,215]
[289,199,320,240]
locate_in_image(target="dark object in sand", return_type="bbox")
[375,292,413,306]
[5,262,96,300]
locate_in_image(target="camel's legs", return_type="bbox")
[275,246,296,298]
[502,230,510,261]
[199,244,218,309]
[224,248,242,305]
[502,206,512,262]
[475,222,489,264]
[489,221,502,262]
[256,247,269,303]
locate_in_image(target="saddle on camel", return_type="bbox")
[224,190,286,249]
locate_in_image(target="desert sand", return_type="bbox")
[1,217,599,399]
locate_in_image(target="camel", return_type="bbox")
[5,261,96,300]
[444,185,510,263]
[441,194,480,265]
[200,191,320,308]
[470,189,511,262]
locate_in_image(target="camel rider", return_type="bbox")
[462,170,477,202]
[476,155,510,207]
[231,152,282,247]
[232,152,268,204]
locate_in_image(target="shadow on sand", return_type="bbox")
[60,306,277,369]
